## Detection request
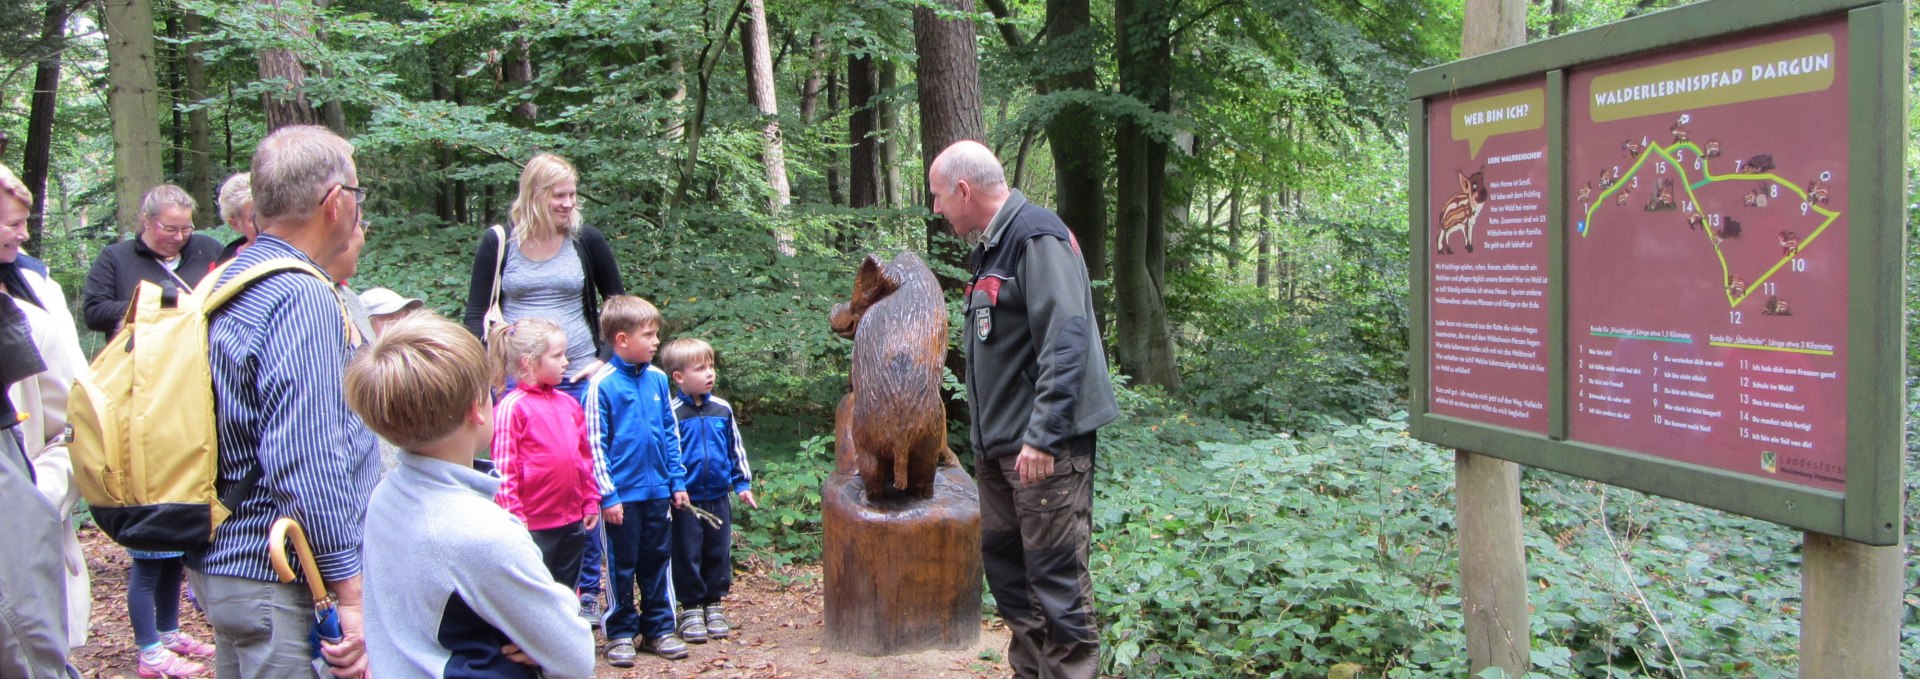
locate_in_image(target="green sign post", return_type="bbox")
[1409,0,1905,546]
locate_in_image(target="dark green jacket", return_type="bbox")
[962,190,1119,460]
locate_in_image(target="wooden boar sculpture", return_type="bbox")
[828,251,956,500]
[821,250,981,657]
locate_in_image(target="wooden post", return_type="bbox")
[1456,451,1529,674]
[1799,531,1902,677]
[1457,0,1530,676]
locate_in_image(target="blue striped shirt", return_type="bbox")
[185,234,379,583]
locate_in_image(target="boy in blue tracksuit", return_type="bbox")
[585,296,690,665]
[657,338,757,644]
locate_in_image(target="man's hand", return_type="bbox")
[1013,444,1054,487]
[502,643,539,667]
[602,504,624,525]
[671,491,690,509]
[321,576,368,678]
[582,512,599,531]
[738,490,758,509]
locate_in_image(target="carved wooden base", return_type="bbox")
[821,464,981,656]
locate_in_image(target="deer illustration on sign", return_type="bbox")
[1435,170,1488,255]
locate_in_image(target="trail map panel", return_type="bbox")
[1567,18,1849,492]
[1426,80,1553,434]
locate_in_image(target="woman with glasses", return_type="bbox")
[80,183,224,336]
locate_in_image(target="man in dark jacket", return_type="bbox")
[80,184,224,335]
[930,140,1118,679]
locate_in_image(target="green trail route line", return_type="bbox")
[1578,140,1841,308]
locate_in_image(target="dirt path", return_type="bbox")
[71,525,1011,678]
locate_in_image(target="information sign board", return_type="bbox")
[1407,0,1904,544]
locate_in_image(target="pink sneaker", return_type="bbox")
[162,632,215,659]
[137,647,209,678]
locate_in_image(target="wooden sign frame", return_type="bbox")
[1407,0,1905,545]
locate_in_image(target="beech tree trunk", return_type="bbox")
[826,68,844,207]
[1111,0,1180,390]
[103,0,166,232]
[739,0,794,256]
[257,0,320,130]
[1046,0,1108,284]
[879,61,903,209]
[800,34,824,125]
[23,0,69,234]
[184,12,213,226]
[913,0,986,270]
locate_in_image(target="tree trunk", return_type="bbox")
[1255,192,1272,291]
[23,0,70,234]
[662,39,688,141]
[184,12,213,227]
[310,0,348,133]
[256,0,320,130]
[1111,0,1179,390]
[507,35,537,124]
[165,16,184,180]
[431,56,458,225]
[826,67,844,207]
[847,53,882,211]
[1225,183,1241,274]
[879,60,903,209]
[739,0,794,255]
[912,0,986,270]
[1044,0,1107,285]
[800,33,824,125]
[103,0,166,232]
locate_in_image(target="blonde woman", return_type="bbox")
[214,172,257,262]
[462,153,627,398]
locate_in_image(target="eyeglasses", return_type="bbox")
[337,184,370,206]
[333,184,371,231]
[155,223,196,236]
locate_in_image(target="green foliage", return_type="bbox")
[1092,387,1920,677]
[732,433,833,569]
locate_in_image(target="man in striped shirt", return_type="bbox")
[186,125,378,679]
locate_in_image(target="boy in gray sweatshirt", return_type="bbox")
[345,313,594,678]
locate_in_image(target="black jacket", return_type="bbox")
[80,233,225,335]
[962,190,1119,460]
[461,224,626,355]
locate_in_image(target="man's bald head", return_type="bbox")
[929,140,1008,196]
[928,140,1011,244]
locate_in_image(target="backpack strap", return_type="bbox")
[203,258,362,351]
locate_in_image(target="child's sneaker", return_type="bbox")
[605,638,637,668]
[704,604,731,639]
[137,647,209,678]
[160,631,215,658]
[578,598,601,629]
[641,634,690,660]
[677,609,708,644]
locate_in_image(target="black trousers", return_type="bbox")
[670,497,734,607]
[977,432,1099,679]
[529,520,589,593]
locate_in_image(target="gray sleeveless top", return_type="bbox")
[501,237,597,377]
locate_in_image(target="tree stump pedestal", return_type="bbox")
[821,465,981,656]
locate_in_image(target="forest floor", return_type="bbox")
[69,525,1012,678]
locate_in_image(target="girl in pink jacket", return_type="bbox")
[488,318,603,589]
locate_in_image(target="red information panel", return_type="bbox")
[1426,79,1552,434]
[1567,18,1849,491]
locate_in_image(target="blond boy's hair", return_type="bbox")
[599,294,661,339]
[657,337,714,376]
[345,312,490,451]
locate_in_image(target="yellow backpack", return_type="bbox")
[68,258,355,552]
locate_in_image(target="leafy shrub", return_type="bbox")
[732,433,832,570]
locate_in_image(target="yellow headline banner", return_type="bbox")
[1450,88,1545,160]
[1588,33,1836,122]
